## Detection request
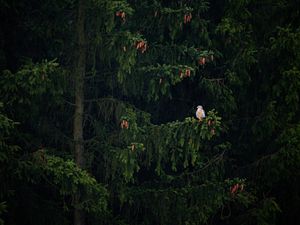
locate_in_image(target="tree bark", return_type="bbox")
[73,0,86,224]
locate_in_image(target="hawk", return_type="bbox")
[196,105,205,121]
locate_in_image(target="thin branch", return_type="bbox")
[203,78,225,81]
[64,99,76,106]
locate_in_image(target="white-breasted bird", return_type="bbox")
[196,105,205,121]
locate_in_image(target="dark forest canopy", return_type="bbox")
[0,0,299,225]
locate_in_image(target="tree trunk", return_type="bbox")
[73,0,86,224]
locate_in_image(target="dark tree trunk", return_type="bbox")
[73,0,86,224]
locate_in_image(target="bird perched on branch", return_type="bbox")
[196,105,205,121]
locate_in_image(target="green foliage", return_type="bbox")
[0,103,16,136]
[0,106,15,224]
[0,104,20,196]
[121,182,227,225]
[95,103,248,224]
[28,154,108,213]
[0,59,64,106]
[0,102,108,221]
[253,124,300,186]
[104,107,222,181]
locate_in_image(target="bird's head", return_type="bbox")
[197,105,203,109]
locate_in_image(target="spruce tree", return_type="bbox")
[78,0,251,224]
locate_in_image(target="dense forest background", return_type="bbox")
[0,0,299,225]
